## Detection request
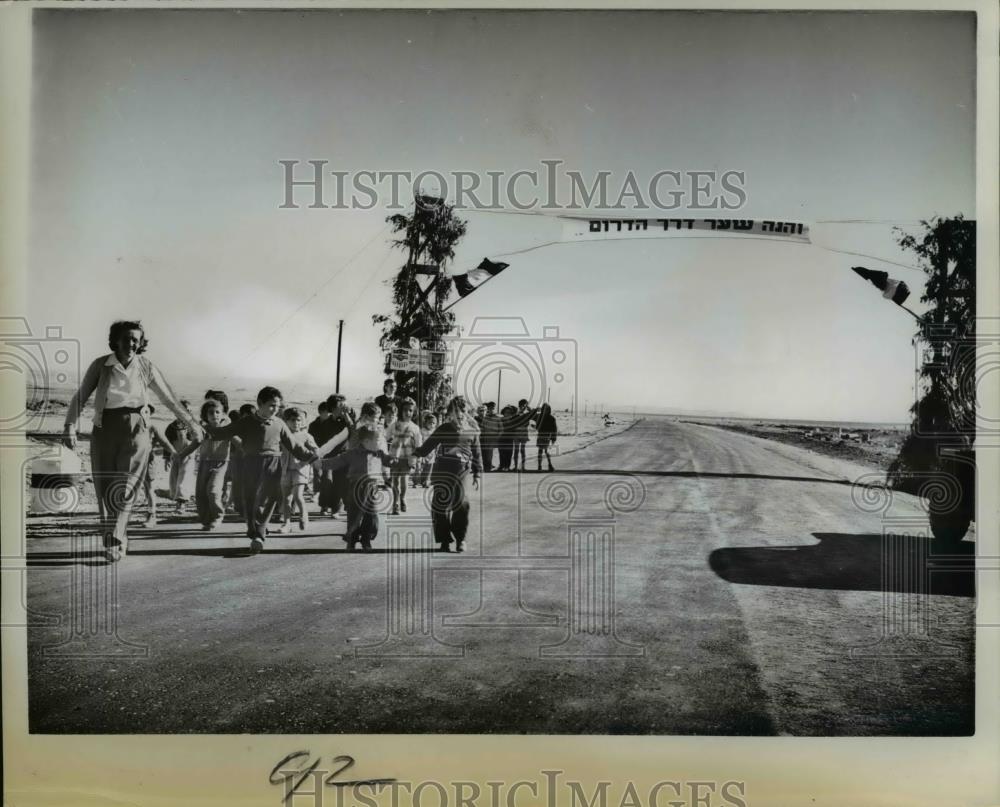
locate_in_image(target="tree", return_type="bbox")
[888,215,976,488]
[372,196,467,409]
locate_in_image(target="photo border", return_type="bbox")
[2,1,997,805]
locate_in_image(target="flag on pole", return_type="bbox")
[851,266,910,305]
[451,258,509,298]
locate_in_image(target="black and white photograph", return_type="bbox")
[2,3,999,805]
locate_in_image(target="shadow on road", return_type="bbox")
[546,469,860,486]
[26,546,438,565]
[708,533,975,597]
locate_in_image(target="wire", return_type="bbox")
[230,222,389,374]
[495,239,563,259]
[341,243,397,316]
[815,218,929,224]
[812,245,925,273]
[296,244,398,377]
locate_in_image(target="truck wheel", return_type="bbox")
[929,509,972,543]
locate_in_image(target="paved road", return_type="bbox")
[25,419,974,734]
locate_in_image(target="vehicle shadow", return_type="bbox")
[708,533,975,597]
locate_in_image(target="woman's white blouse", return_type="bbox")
[103,355,148,409]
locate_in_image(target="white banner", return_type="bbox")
[561,217,811,243]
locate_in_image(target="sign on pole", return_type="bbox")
[388,347,449,372]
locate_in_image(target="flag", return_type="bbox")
[451,258,509,298]
[851,266,910,305]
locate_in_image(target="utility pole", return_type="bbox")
[496,369,502,406]
[381,193,467,413]
[397,194,449,409]
[335,319,344,393]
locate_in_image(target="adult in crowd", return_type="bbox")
[374,377,406,414]
[480,401,502,472]
[412,396,482,553]
[63,320,202,562]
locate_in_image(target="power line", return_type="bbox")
[299,243,398,377]
[814,245,924,273]
[341,241,397,316]
[229,222,389,375]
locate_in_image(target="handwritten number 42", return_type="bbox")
[270,751,397,804]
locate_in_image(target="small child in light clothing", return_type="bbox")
[138,405,176,526]
[414,412,438,488]
[166,419,195,508]
[387,397,422,514]
[178,399,232,530]
[279,407,321,532]
[380,401,397,488]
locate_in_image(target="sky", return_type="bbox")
[28,9,976,421]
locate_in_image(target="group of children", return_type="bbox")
[140,379,559,554]
[472,399,558,473]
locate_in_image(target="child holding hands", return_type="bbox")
[386,397,422,514]
[177,398,232,530]
[204,387,345,553]
[278,407,321,532]
[323,401,393,551]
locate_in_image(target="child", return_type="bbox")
[511,399,534,471]
[386,397,422,514]
[137,405,176,527]
[411,396,483,553]
[278,407,321,532]
[307,401,332,514]
[497,405,516,471]
[380,401,397,488]
[480,402,502,471]
[324,401,392,551]
[205,387,339,553]
[178,399,232,530]
[228,403,257,516]
[325,395,355,518]
[204,389,230,413]
[165,418,195,509]
[223,409,241,512]
[533,402,558,472]
[309,397,352,517]
[414,412,438,488]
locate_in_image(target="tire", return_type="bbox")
[929,508,972,543]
